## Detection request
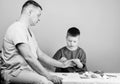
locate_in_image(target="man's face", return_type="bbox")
[29,7,41,26]
[66,35,79,49]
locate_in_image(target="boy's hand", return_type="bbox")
[60,57,67,62]
[72,59,80,64]
[71,59,83,68]
[62,60,75,68]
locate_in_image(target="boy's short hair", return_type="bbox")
[21,0,42,13]
[67,27,80,37]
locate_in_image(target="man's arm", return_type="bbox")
[36,48,72,68]
[17,43,63,83]
[16,43,51,78]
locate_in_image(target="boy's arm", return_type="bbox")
[72,49,87,69]
[77,49,87,70]
[53,49,77,68]
[59,57,67,62]
[53,50,67,63]
[53,50,68,72]
[71,59,83,68]
[53,49,62,60]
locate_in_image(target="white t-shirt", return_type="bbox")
[2,21,39,76]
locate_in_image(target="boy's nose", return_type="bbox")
[70,43,73,46]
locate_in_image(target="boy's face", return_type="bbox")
[66,35,79,49]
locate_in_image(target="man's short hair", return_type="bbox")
[67,27,80,37]
[21,0,42,13]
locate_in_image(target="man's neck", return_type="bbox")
[18,14,30,29]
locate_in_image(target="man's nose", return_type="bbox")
[37,19,40,23]
[38,19,40,21]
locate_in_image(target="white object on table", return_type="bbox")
[50,72,120,84]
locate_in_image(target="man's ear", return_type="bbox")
[28,10,32,16]
[27,7,33,16]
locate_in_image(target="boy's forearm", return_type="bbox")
[72,59,83,68]
[76,61,83,68]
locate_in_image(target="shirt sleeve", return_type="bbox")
[78,49,87,71]
[12,27,28,46]
[53,49,66,72]
[53,49,62,60]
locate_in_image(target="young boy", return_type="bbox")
[53,27,87,73]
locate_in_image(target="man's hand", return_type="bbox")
[47,75,62,84]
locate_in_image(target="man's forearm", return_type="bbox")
[17,44,50,78]
[25,55,51,78]
[37,50,65,68]
[37,48,73,68]
[38,54,64,68]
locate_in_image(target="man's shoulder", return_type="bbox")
[4,21,26,40]
[8,21,24,30]
[6,21,25,34]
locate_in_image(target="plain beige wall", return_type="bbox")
[0,0,120,72]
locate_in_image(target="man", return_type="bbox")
[1,0,73,84]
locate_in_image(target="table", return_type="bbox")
[50,72,120,84]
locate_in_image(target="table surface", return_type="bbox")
[50,72,120,84]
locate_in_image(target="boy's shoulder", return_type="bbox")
[59,46,84,51]
[58,46,67,51]
[78,47,85,52]
[57,46,85,53]
[77,47,86,55]
[56,46,67,52]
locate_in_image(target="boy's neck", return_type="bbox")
[66,46,78,51]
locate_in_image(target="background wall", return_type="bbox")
[0,0,120,72]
